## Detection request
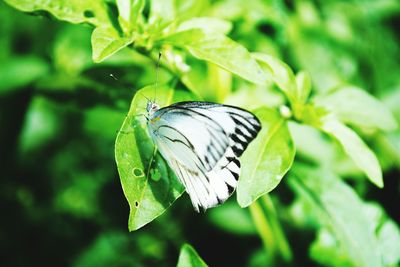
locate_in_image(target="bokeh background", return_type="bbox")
[1,0,399,266]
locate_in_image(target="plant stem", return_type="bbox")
[261,195,293,262]
[249,200,276,262]
[249,195,293,264]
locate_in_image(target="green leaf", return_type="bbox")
[160,29,267,85]
[18,96,59,153]
[176,17,232,34]
[54,173,101,218]
[286,18,356,93]
[149,0,175,29]
[91,26,134,63]
[208,63,232,102]
[237,108,295,207]
[175,0,210,21]
[249,195,293,262]
[289,166,382,267]
[208,201,256,235]
[73,232,135,267]
[309,229,354,267]
[177,244,208,267]
[84,106,126,141]
[252,52,296,102]
[289,122,336,167]
[378,220,400,266]
[315,86,398,131]
[116,0,145,34]
[288,121,362,177]
[4,0,109,26]
[363,203,400,266]
[116,0,132,26]
[383,87,400,124]
[224,84,285,111]
[321,119,383,188]
[181,60,232,102]
[0,56,48,94]
[115,85,194,231]
[53,25,92,74]
[295,71,312,104]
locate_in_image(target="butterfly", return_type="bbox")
[145,100,261,212]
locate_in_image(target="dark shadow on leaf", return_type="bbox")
[133,119,183,210]
[83,10,94,18]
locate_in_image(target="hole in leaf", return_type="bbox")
[135,201,139,207]
[150,169,161,181]
[84,10,95,18]
[133,168,144,177]
[257,22,276,37]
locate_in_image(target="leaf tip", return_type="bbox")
[237,192,259,209]
[374,178,384,189]
[92,56,102,63]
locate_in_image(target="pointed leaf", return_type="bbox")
[237,108,295,207]
[116,0,144,33]
[310,229,354,267]
[177,244,208,267]
[208,201,256,235]
[175,0,209,21]
[91,26,133,63]
[295,71,312,104]
[378,220,400,266]
[321,120,383,188]
[176,17,232,34]
[0,56,48,94]
[315,86,398,131]
[289,167,382,267]
[149,0,175,28]
[252,52,296,102]
[4,0,109,26]
[115,85,194,231]
[160,29,267,85]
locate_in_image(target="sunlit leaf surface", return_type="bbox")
[289,167,382,267]
[238,108,295,207]
[315,86,398,131]
[115,85,194,231]
[177,244,208,267]
[4,0,109,26]
[322,120,383,188]
[161,29,267,85]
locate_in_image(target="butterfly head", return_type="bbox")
[146,100,160,117]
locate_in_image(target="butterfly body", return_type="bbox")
[146,101,261,212]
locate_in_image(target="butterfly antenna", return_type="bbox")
[109,73,128,88]
[139,92,150,102]
[110,73,118,80]
[154,51,162,102]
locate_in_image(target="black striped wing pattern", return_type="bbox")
[147,101,261,212]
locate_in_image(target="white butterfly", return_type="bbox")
[146,100,261,212]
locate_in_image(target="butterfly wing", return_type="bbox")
[148,101,261,211]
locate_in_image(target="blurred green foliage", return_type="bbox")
[1,0,400,266]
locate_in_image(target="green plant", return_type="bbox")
[2,0,400,266]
